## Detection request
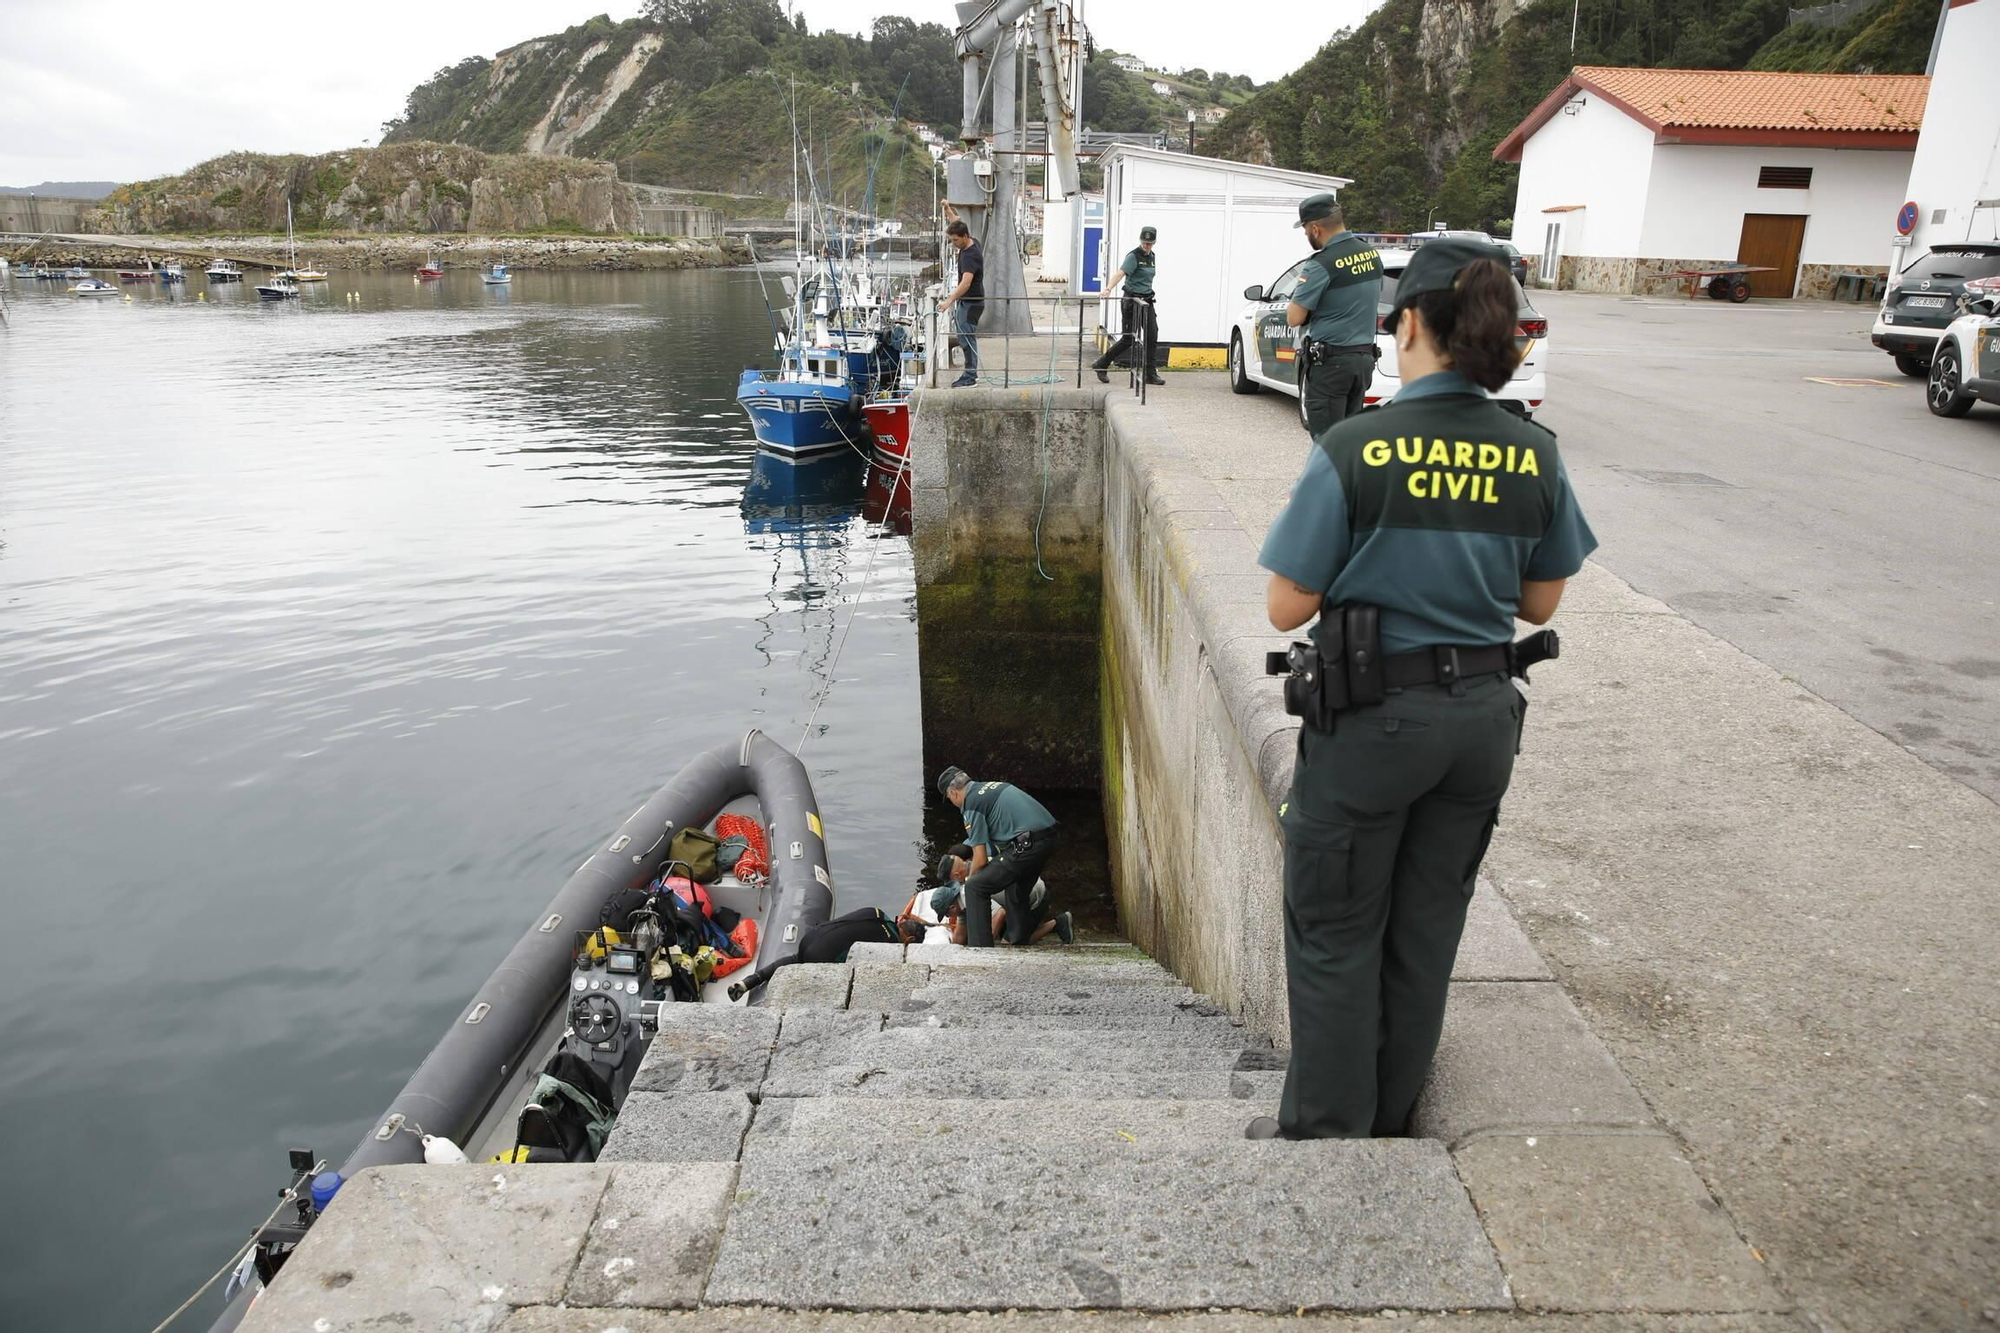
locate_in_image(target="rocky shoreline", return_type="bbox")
[2,232,754,272]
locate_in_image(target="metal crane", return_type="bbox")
[948,0,1084,335]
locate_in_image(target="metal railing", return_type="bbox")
[922,292,1160,397]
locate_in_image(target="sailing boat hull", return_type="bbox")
[736,372,864,464]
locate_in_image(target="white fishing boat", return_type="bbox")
[70,278,118,296]
[482,263,512,285]
[205,259,243,282]
[256,274,299,300]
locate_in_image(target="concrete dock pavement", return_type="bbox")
[1124,345,2000,1329]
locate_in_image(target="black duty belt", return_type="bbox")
[1316,342,1375,354]
[1381,644,1511,688]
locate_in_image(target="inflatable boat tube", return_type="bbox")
[342,729,832,1175]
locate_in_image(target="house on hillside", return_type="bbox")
[1112,54,1145,73]
[1496,67,1927,298]
[1200,106,1228,124]
[1151,81,1174,97]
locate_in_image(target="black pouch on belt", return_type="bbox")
[1343,605,1385,706]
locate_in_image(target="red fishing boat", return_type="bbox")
[416,259,445,279]
[861,390,912,535]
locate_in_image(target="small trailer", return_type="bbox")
[1673,264,1776,303]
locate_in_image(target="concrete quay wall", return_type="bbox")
[910,388,1106,788]
[1096,396,1296,1033]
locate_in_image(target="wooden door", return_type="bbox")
[1737,214,1807,298]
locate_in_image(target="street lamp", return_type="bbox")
[1187,106,1197,155]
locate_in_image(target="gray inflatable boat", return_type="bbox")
[210,730,832,1328]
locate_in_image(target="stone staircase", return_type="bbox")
[239,930,1792,1331]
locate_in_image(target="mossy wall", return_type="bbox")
[909,388,1106,790]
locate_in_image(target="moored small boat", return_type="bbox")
[416,258,444,279]
[290,266,328,282]
[62,264,88,280]
[205,730,834,1322]
[481,263,512,285]
[117,265,155,283]
[158,260,185,284]
[69,278,118,296]
[256,275,300,300]
[205,259,243,282]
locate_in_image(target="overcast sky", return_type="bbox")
[0,0,1386,187]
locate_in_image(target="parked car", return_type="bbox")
[1871,242,2000,377]
[1428,230,1530,285]
[1925,275,2000,418]
[1227,247,1549,419]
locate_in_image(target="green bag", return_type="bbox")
[668,826,722,884]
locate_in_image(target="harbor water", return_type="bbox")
[0,267,938,1326]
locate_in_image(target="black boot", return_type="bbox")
[1145,367,1166,386]
[1092,354,1110,384]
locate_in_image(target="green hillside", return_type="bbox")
[1203,0,1936,235]
[386,4,1267,212]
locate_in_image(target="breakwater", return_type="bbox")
[0,232,752,272]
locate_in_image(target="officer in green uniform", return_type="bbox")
[1248,237,1597,1140]
[1289,194,1384,436]
[937,766,1061,947]
[1093,225,1166,386]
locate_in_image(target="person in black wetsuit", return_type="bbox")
[727,907,927,1000]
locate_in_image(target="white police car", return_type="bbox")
[1227,247,1550,420]
[1925,275,2000,419]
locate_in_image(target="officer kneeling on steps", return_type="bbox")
[1290,193,1383,436]
[1247,238,1598,1141]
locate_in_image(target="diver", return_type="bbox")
[727,906,927,1001]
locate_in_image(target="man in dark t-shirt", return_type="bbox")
[727,907,926,999]
[942,216,985,388]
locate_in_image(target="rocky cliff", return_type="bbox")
[89,143,640,235]
[1204,0,1934,233]
[383,8,946,219]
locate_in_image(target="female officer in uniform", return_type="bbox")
[1248,238,1596,1141]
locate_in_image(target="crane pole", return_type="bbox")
[950,0,1083,337]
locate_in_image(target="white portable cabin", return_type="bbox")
[1095,145,1353,360]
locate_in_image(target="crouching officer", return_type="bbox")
[1094,225,1165,386]
[1248,237,1597,1140]
[1289,194,1383,436]
[937,766,1060,947]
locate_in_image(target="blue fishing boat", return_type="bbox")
[736,262,909,464]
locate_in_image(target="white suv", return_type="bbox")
[1227,247,1550,421]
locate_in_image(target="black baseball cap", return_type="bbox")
[935,765,967,797]
[934,851,959,882]
[1384,237,1510,329]
[1294,192,1339,228]
[1139,225,1157,242]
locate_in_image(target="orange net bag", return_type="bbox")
[717,813,770,884]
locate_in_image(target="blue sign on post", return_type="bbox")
[1897,201,1919,236]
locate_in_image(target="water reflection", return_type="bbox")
[0,267,927,1330]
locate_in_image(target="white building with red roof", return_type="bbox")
[1495,66,1928,298]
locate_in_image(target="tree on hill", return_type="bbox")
[1203,0,1933,234]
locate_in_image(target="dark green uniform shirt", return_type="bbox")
[1118,246,1156,297]
[1291,231,1383,346]
[960,779,1056,852]
[1258,372,1597,654]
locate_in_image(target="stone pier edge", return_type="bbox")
[1093,394,1791,1319]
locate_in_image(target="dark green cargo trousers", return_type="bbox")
[1278,672,1524,1138]
[1301,349,1374,436]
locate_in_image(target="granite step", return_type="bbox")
[747,1096,1282,1149]
[704,1136,1510,1311]
[768,1021,1259,1074]
[757,1064,1250,1100]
